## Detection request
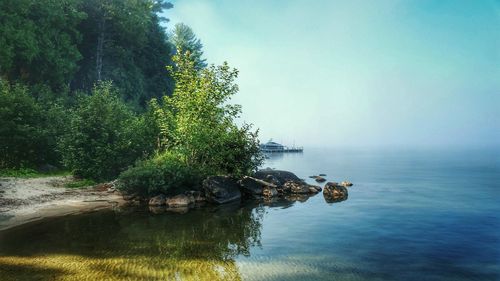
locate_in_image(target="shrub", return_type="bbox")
[0,80,49,168]
[59,82,149,181]
[118,151,203,196]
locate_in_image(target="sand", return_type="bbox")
[0,176,126,231]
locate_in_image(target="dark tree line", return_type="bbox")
[0,0,179,108]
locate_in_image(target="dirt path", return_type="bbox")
[0,176,126,230]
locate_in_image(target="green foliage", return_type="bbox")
[170,23,207,70]
[118,151,202,196]
[0,0,86,92]
[73,0,175,108]
[119,52,263,196]
[0,79,64,168]
[59,82,150,181]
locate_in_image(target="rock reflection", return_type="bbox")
[0,204,263,280]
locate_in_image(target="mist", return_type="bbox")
[166,0,500,149]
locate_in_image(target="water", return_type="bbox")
[0,148,498,280]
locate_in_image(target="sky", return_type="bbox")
[164,0,500,149]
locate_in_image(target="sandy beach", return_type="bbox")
[0,176,126,231]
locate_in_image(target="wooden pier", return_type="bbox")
[260,146,303,153]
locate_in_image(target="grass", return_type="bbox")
[0,168,70,178]
[64,179,96,188]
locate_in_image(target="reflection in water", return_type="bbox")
[0,203,264,281]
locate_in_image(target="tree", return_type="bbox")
[59,82,148,180]
[170,23,207,70]
[72,0,175,108]
[0,0,85,93]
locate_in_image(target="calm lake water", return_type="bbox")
[0,148,499,281]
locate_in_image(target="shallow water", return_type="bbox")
[0,148,498,280]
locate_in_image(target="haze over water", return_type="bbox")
[166,0,500,149]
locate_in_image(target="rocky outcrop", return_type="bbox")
[203,176,241,204]
[254,169,301,186]
[323,182,348,203]
[239,176,277,196]
[149,194,166,206]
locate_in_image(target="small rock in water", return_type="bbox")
[149,194,166,206]
[340,181,353,187]
[315,176,326,183]
[319,173,326,176]
[166,194,193,207]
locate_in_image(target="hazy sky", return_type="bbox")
[165,0,499,148]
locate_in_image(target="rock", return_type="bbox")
[166,194,193,207]
[203,176,241,204]
[185,190,206,202]
[340,181,353,187]
[123,193,138,201]
[319,173,326,176]
[315,176,326,183]
[264,175,281,186]
[283,181,321,194]
[149,194,166,206]
[263,186,278,197]
[323,182,348,203]
[254,169,301,186]
[239,176,277,196]
[309,175,317,178]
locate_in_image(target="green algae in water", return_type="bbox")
[0,204,263,281]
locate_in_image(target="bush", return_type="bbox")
[59,82,150,181]
[0,80,52,168]
[118,152,203,196]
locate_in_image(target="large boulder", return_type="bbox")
[166,194,193,207]
[239,176,277,196]
[323,182,348,203]
[254,169,301,186]
[283,181,322,194]
[203,176,242,204]
[149,194,166,206]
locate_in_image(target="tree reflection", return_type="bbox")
[0,204,264,280]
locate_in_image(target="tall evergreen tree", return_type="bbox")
[170,23,207,70]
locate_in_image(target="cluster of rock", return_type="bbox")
[137,169,354,212]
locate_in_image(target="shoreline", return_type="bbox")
[0,176,126,231]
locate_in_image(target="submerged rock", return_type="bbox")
[315,176,326,183]
[323,182,348,203]
[319,173,326,176]
[239,176,277,196]
[148,194,166,206]
[203,176,241,204]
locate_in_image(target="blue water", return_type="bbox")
[0,148,498,280]
[234,148,500,280]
